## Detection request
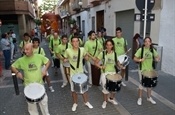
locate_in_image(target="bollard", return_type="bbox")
[12,73,19,95]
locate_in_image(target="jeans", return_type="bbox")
[3,49,11,69]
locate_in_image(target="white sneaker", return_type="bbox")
[49,86,55,92]
[102,101,107,109]
[72,103,78,111]
[137,98,142,105]
[85,102,93,109]
[61,83,67,88]
[147,97,156,104]
[108,98,118,105]
[121,82,126,86]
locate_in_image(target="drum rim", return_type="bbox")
[106,74,122,82]
[141,70,158,78]
[72,73,88,84]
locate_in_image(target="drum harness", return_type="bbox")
[69,48,81,71]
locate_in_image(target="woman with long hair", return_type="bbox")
[95,39,125,108]
[134,37,160,105]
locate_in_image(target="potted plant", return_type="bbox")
[68,18,76,28]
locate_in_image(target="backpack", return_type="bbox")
[138,37,144,48]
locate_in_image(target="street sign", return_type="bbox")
[136,0,155,12]
[134,13,155,21]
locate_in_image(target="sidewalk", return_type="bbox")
[0,39,174,115]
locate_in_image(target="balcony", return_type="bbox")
[60,10,69,18]
[90,0,101,6]
[0,1,35,18]
[71,0,81,12]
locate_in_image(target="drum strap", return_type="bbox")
[38,47,41,54]
[92,39,98,56]
[70,48,81,70]
[140,46,144,70]
[114,52,119,73]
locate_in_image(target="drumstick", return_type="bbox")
[125,48,131,55]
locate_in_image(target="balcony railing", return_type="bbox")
[0,1,35,18]
[71,0,81,11]
[60,10,69,18]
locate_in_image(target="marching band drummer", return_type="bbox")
[55,35,72,88]
[63,36,93,111]
[112,27,128,86]
[134,37,160,106]
[84,30,103,86]
[32,37,54,92]
[11,43,51,115]
[95,39,125,109]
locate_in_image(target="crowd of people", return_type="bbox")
[0,26,160,115]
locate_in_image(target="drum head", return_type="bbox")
[63,62,70,67]
[106,74,122,82]
[142,70,157,78]
[118,55,128,63]
[72,73,87,84]
[24,83,45,100]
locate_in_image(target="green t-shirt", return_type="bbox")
[33,47,45,56]
[49,38,61,52]
[97,37,105,46]
[55,43,72,63]
[97,51,116,73]
[11,54,49,86]
[64,47,87,76]
[84,39,102,57]
[47,34,54,42]
[135,47,158,71]
[19,39,32,48]
[112,37,127,56]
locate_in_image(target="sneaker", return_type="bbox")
[72,103,78,111]
[102,101,107,109]
[121,82,126,86]
[85,102,93,109]
[61,83,67,88]
[147,97,156,104]
[49,86,55,92]
[137,98,142,105]
[108,98,118,105]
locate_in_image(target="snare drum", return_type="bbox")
[141,70,158,88]
[118,55,129,67]
[106,74,122,92]
[24,83,45,103]
[72,73,88,94]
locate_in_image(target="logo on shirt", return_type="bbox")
[116,42,123,47]
[28,62,38,71]
[107,58,114,64]
[72,55,78,62]
[144,52,152,59]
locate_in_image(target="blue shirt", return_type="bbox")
[0,38,10,50]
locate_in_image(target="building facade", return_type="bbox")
[57,0,175,76]
[0,0,38,40]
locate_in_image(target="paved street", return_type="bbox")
[0,39,175,115]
